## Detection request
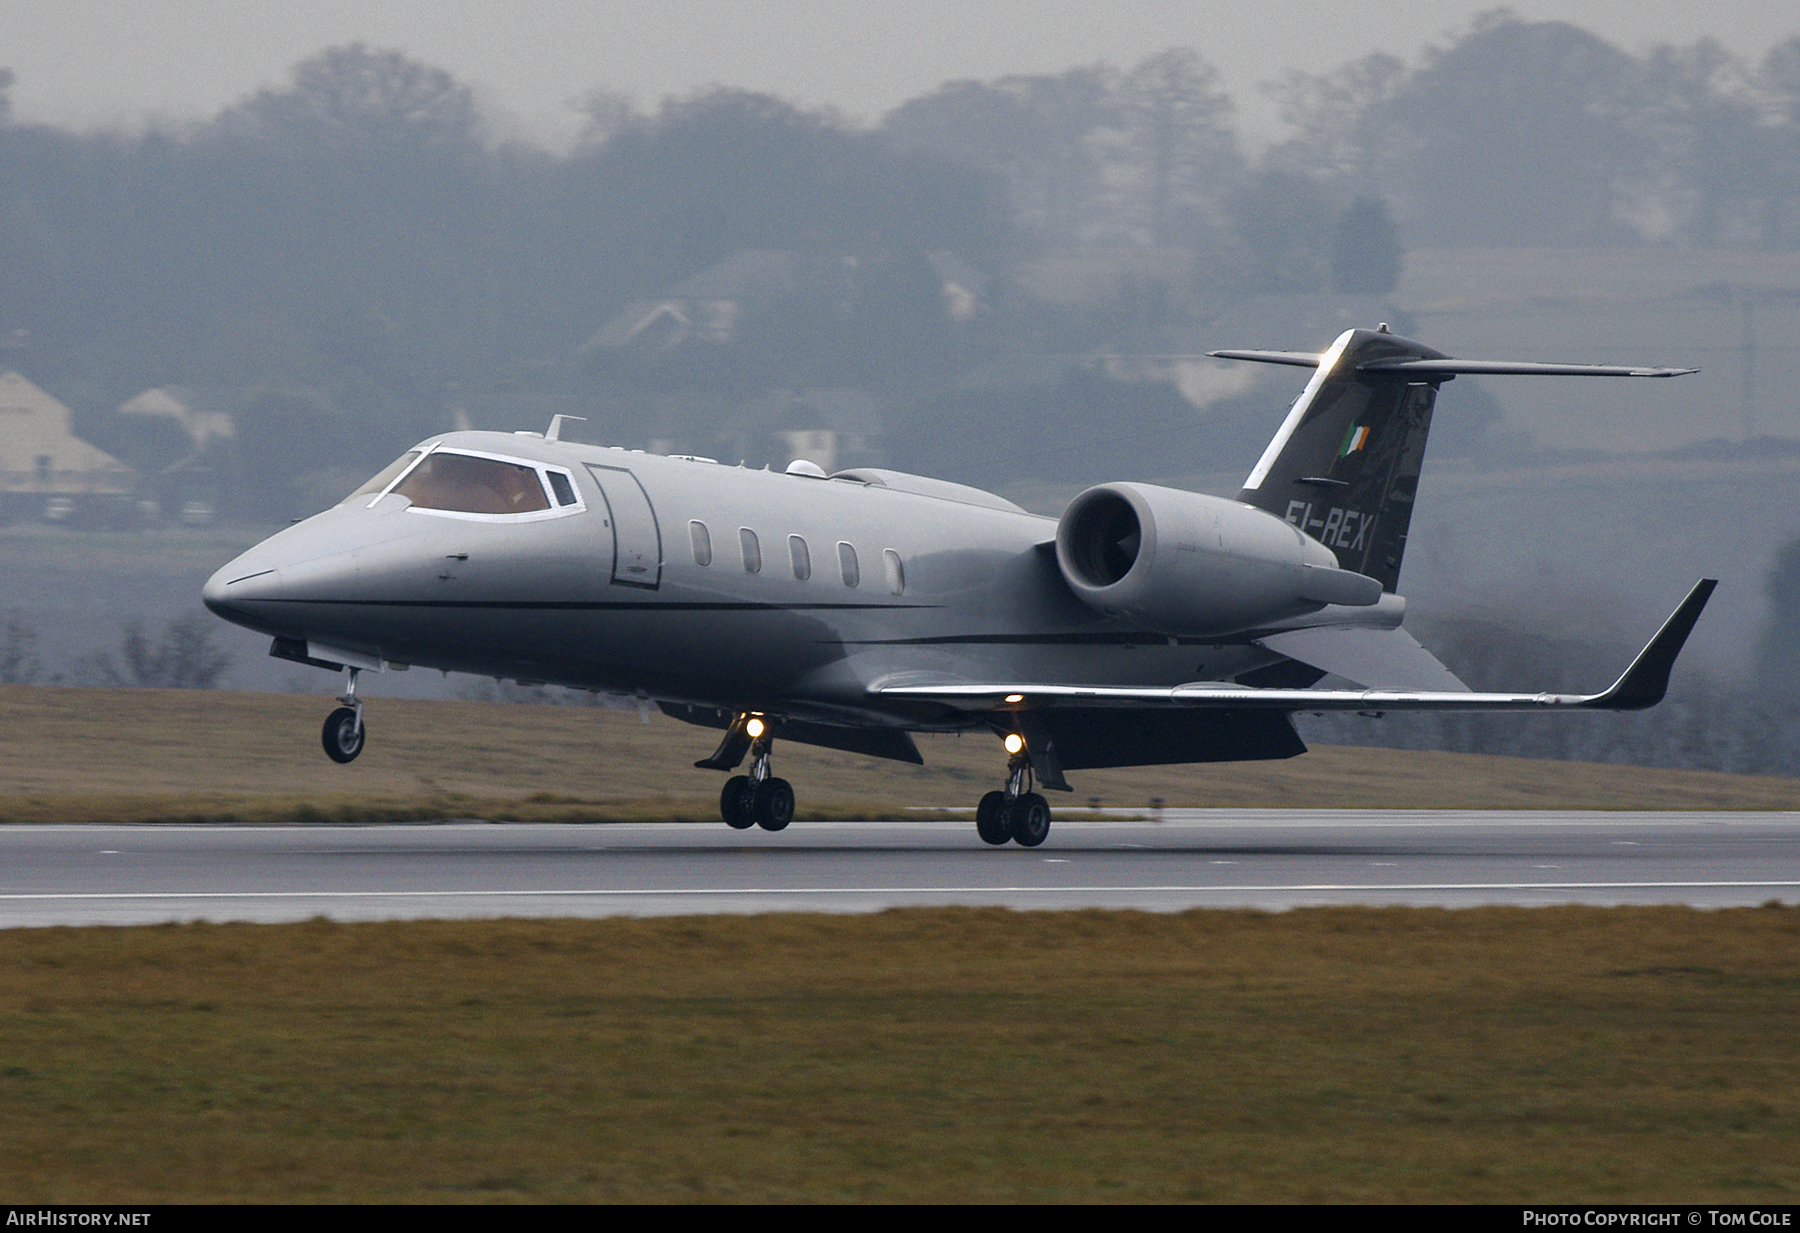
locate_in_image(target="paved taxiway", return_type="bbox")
[2,810,1798,927]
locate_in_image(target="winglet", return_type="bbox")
[1581,579,1717,711]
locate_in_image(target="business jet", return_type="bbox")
[203,325,1710,847]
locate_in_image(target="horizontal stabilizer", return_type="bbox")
[1206,348,1325,368]
[1255,625,1469,692]
[1207,350,1697,379]
[1357,358,1698,379]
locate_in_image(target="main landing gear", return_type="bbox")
[713,715,794,831]
[974,733,1051,848]
[321,667,366,764]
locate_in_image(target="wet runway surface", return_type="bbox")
[3,810,1798,926]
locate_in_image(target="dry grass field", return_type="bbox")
[3,684,1799,823]
[3,907,1799,1202]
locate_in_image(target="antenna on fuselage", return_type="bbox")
[546,414,587,442]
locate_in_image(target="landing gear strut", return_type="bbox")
[321,667,366,764]
[976,734,1051,848]
[715,715,794,831]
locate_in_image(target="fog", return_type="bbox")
[4,9,1798,773]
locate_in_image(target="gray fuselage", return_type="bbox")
[202,431,1290,732]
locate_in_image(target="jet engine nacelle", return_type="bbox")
[1054,482,1382,636]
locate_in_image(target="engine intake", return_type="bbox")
[1055,482,1380,636]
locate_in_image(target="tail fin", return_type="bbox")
[1221,327,1442,593]
[1214,327,1697,594]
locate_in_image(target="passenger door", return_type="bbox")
[585,465,663,590]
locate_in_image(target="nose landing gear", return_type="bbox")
[321,668,366,764]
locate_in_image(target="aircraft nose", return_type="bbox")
[202,554,284,624]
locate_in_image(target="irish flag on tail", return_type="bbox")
[1339,424,1371,457]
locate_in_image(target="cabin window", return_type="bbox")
[345,451,420,502]
[690,520,712,566]
[883,549,905,595]
[547,470,578,507]
[789,535,811,581]
[739,528,761,573]
[393,452,551,514]
[837,542,859,588]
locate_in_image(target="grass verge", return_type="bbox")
[3,685,1798,823]
[3,906,1798,1202]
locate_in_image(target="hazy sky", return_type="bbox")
[8,1,1799,147]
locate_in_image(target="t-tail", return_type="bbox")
[1213,326,1696,594]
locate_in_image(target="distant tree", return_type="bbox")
[217,44,484,159]
[1759,37,1800,246]
[0,67,13,127]
[85,616,231,690]
[881,78,1040,178]
[573,88,640,149]
[0,610,41,685]
[883,66,1122,243]
[1384,15,1646,244]
[1754,536,1800,698]
[1638,40,1767,245]
[1225,171,1339,292]
[1329,196,1403,293]
[574,88,1007,297]
[1119,49,1240,246]
[1263,52,1408,189]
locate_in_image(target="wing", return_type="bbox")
[871,579,1715,715]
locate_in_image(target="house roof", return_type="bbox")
[0,371,134,493]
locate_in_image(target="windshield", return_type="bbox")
[391,452,551,515]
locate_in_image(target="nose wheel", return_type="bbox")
[320,668,366,764]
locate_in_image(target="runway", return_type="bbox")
[3,810,1798,927]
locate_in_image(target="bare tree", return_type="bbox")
[883,66,1122,243]
[1382,15,1648,244]
[1263,52,1408,190]
[1120,49,1239,245]
[1638,40,1765,245]
[0,610,41,684]
[217,44,484,158]
[85,616,232,690]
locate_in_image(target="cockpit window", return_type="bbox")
[345,451,421,502]
[392,452,551,515]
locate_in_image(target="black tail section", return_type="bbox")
[1223,327,1446,593]
[1214,327,1698,595]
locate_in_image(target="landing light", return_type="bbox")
[745,716,766,738]
[1003,733,1025,755]
[1004,694,1024,703]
